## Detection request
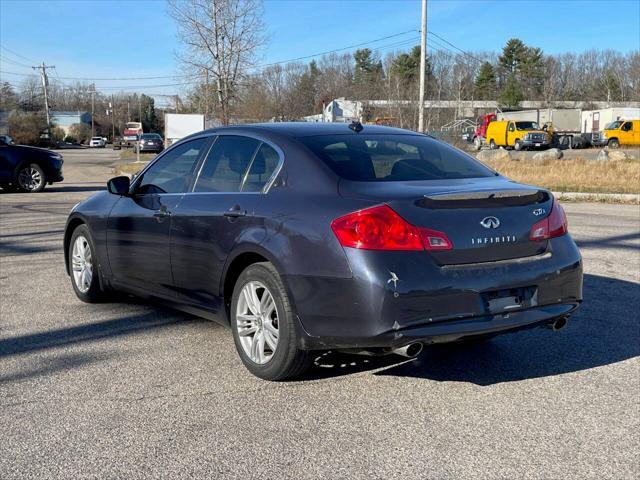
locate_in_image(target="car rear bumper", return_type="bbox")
[285,234,583,350]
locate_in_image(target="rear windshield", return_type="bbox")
[141,133,161,139]
[299,134,495,182]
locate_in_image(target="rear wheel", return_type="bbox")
[16,163,46,192]
[230,262,311,381]
[608,138,620,149]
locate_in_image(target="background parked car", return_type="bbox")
[137,133,164,153]
[0,136,64,192]
[89,136,106,148]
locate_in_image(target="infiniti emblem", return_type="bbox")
[480,216,500,229]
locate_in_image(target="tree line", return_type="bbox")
[1,0,638,140]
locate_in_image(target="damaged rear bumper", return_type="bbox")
[285,235,583,351]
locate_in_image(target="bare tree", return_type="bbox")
[168,0,266,125]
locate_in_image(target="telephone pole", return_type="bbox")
[88,84,97,137]
[418,0,427,133]
[32,62,55,133]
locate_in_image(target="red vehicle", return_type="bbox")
[472,113,496,150]
[123,122,143,142]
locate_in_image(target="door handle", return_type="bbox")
[153,209,171,219]
[223,209,246,218]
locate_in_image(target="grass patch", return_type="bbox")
[119,149,157,161]
[483,157,640,194]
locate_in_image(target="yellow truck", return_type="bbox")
[485,120,549,151]
[599,119,640,148]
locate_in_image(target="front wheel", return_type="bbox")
[608,138,620,149]
[514,139,523,151]
[69,225,108,303]
[230,262,311,381]
[16,163,46,192]
[489,139,497,150]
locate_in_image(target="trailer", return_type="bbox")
[164,113,205,147]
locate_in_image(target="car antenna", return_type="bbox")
[348,120,363,133]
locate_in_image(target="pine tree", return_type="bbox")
[474,62,497,100]
[499,74,523,107]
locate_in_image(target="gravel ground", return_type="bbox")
[1,148,639,479]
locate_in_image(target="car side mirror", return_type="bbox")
[107,176,131,195]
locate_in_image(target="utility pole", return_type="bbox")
[418,0,427,133]
[110,95,116,141]
[88,84,97,137]
[32,62,55,134]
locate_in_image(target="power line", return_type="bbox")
[0,45,36,63]
[252,29,418,69]
[428,31,484,63]
[0,55,32,69]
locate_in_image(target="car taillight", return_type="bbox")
[331,204,452,251]
[529,201,568,241]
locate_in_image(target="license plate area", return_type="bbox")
[483,286,538,313]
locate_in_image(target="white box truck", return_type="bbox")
[164,114,205,147]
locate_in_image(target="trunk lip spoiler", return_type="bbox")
[423,188,547,201]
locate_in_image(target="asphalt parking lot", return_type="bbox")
[1,149,639,479]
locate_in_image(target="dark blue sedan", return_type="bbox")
[0,136,64,192]
[64,123,583,380]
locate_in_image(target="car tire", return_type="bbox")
[608,138,620,149]
[489,139,496,150]
[230,262,311,381]
[514,139,523,151]
[16,163,46,192]
[69,225,107,303]
[473,137,482,151]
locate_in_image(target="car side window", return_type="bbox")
[241,143,280,192]
[193,136,260,193]
[135,137,207,195]
[508,123,515,132]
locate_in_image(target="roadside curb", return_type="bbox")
[553,191,639,203]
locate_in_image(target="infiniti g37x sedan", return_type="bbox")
[64,123,583,380]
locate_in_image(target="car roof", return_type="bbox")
[201,122,423,138]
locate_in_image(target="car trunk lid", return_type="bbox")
[339,177,552,264]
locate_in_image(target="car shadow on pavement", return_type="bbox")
[0,307,205,359]
[575,232,639,252]
[302,273,640,384]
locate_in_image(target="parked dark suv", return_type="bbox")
[64,123,582,380]
[0,136,64,192]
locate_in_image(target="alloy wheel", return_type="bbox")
[71,235,93,293]
[17,167,43,191]
[235,281,279,365]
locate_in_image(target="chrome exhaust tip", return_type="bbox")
[546,316,568,331]
[392,342,423,358]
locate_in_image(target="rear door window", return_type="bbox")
[300,134,494,182]
[242,143,280,192]
[193,136,261,193]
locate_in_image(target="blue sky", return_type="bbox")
[1,0,639,101]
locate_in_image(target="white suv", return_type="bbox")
[89,137,105,148]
